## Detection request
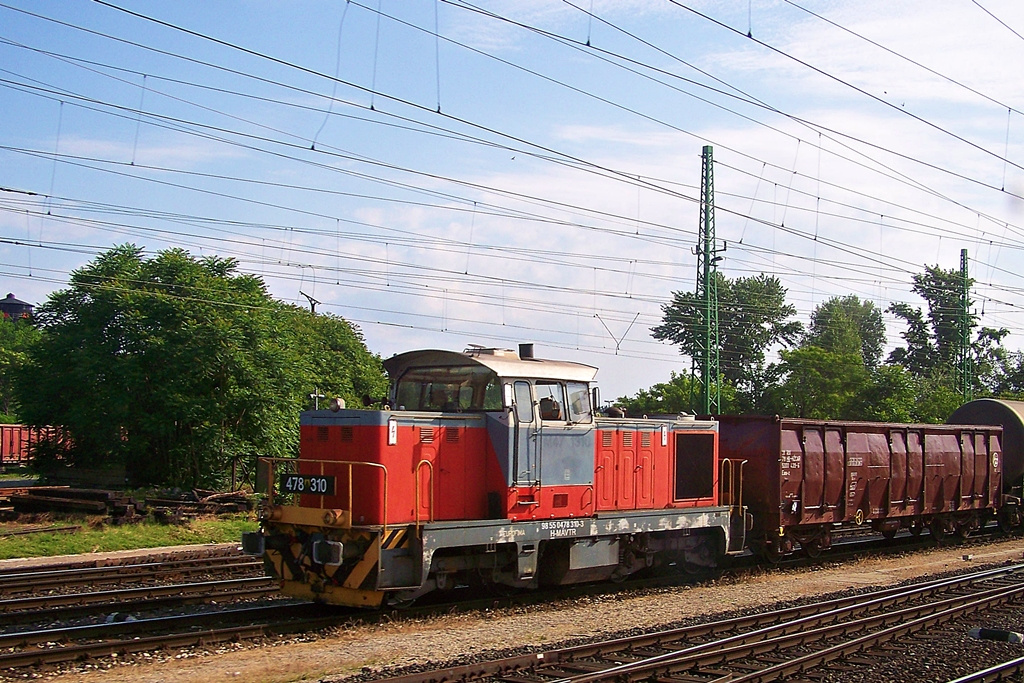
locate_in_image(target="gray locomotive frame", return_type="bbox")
[377,506,734,601]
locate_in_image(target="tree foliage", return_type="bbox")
[774,345,868,419]
[652,273,802,391]
[0,318,40,421]
[805,295,885,368]
[15,245,386,488]
[888,264,975,374]
[614,371,738,417]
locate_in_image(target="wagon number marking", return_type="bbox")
[780,451,801,478]
[282,474,336,496]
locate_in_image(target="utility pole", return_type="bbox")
[956,248,973,403]
[300,291,321,313]
[693,145,725,415]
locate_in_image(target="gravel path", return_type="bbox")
[20,537,1024,683]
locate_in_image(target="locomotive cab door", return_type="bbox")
[511,381,539,486]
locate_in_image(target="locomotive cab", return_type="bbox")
[246,345,744,608]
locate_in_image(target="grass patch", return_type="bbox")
[0,514,258,560]
[0,469,36,481]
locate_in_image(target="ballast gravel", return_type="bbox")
[14,537,1024,683]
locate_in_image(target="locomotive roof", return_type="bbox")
[383,348,598,383]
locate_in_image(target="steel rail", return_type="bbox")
[0,576,277,614]
[0,556,262,592]
[0,602,320,649]
[0,602,345,670]
[715,585,1024,683]
[548,580,1024,683]
[369,563,1024,683]
[947,655,1024,683]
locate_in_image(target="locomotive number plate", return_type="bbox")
[282,474,336,496]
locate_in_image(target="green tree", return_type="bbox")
[989,349,1024,399]
[907,372,963,423]
[0,318,40,422]
[888,264,975,374]
[805,295,885,368]
[849,364,916,423]
[615,371,738,416]
[652,273,802,393]
[15,244,385,488]
[774,344,867,419]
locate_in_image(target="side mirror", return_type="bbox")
[591,386,600,412]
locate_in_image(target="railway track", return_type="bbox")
[0,576,278,626]
[0,532,1017,678]
[0,552,263,595]
[0,602,346,670]
[363,563,1024,683]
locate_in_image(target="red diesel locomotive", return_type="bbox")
[244,345,748,607]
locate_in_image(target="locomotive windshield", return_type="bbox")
[394,365,503,412]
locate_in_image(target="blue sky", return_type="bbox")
[2,0,1023,399]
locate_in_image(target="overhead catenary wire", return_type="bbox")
[0,0,1019,385]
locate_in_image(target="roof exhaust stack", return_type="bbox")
[519,343,534,359]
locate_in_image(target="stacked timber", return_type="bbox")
[8,487,142,518]
[145,490,253,515]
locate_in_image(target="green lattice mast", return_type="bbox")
[694,145,723,415]
[957,248,973,403]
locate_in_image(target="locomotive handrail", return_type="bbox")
[414,459,435,531]
[258,456,390,533]
[720,458,747,514]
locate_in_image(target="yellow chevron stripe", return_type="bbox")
[342,538,380,589]
[382,528,408,550]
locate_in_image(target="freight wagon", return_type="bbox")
[717,415,1003,561]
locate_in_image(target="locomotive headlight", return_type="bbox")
[329,397,346,412]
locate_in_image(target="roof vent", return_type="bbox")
[519,343,534,359]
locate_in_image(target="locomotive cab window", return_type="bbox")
[513,381,533,422]
[673,432,715,500]
[395,366,503,412]
[536,381,567,422]
[566,382,592,423]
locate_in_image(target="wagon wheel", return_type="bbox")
[802,539,823,559]
[929,518,948,545]
[954,516,977,541]
[908,522,924,537]
[999,507,1022,534]
[760,540,784,564]
[880,526,899,541]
